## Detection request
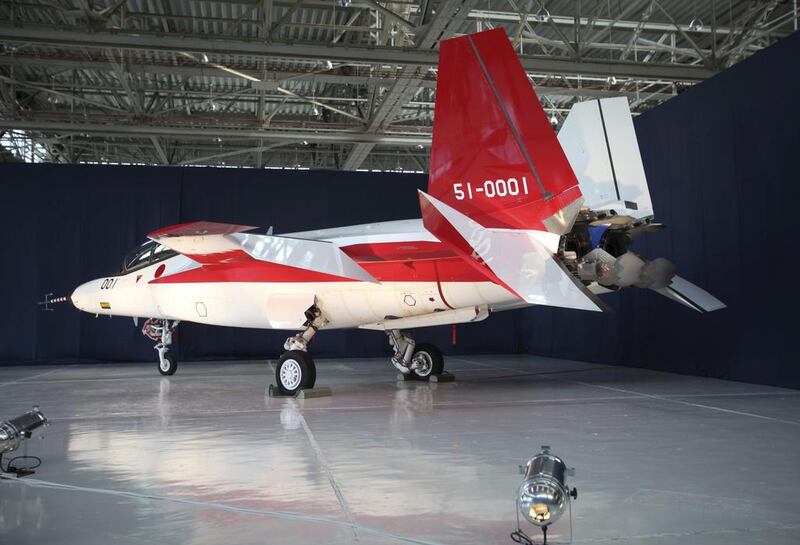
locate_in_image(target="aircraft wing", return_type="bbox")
[148,221,378,283]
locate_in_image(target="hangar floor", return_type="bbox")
[1,355,799,545]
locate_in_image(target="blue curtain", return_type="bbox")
[1,32,797,388]
[517,31,800,388]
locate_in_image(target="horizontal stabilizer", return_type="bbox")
[149,221,378,283]
[654,275,726,313]
[558,97,653,218]
[420,192,605,312]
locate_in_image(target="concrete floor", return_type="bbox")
[1,355,799,545]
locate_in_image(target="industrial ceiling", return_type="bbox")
[0,0,796,171]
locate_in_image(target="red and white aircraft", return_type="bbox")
[70,28,724,394]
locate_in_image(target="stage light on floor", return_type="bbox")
[0,406,48,477]
[512,446,577,545]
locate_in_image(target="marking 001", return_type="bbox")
[453,177,529,200]
[100,278,119,290]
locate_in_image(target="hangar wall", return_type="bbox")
[1,31,796,388]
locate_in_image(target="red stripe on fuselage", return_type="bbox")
[342,241,454,262]
[151,240,490,284]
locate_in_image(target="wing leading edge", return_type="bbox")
[148,221,378,283]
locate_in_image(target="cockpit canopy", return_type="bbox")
[122,240,177,273]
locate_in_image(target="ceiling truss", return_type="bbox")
[0,0,796,171]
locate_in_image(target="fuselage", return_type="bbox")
[70,218,522,330]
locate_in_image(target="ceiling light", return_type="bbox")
[201,53,209,64]
[607,76,617,86]
[532,5,551,23]
[549,114,558,126]
[302,140,309,146]
[688,18,704,32]
[311,105,320,116]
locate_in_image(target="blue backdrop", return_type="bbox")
[1,32,797,388]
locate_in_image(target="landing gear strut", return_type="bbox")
[142,318,180,376]
[387,330,444,380]
[276,306,326,395]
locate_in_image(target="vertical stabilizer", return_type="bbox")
[558,97,654,218]
[425,28,583,236]
[419,28,603,312]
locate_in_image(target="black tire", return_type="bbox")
[304,356,317,389]
[158,350,178,376]
[411,343,444,379]
[276,350,314,395]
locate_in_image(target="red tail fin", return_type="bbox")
[425,28,582,235]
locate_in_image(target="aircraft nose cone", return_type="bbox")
[70,282,93,312]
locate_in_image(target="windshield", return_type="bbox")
[122,241,177,273]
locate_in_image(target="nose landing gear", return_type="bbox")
[142,318,180,376]
[275,306,327,395]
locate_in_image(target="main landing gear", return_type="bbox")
[275,307,326,395]
[142,318,181,376]
[387,329,444,380]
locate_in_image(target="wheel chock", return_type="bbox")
[430,371,455,383]
[396,371,456,383]
[297,387,332,399]
[267,384,332,398]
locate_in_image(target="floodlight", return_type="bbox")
[1,406,48,477]
[512,446,576,544]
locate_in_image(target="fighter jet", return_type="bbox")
[69,28,724,394]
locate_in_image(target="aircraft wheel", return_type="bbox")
[304,356,317,389]
[158,350,178,376]
[276,350,314,395]
[410,343,444,380]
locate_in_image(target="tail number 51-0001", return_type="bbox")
[453,177,529,200]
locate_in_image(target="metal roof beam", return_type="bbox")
[0,25,715,81]
[468,10,741,35]
[0,119,432,145]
